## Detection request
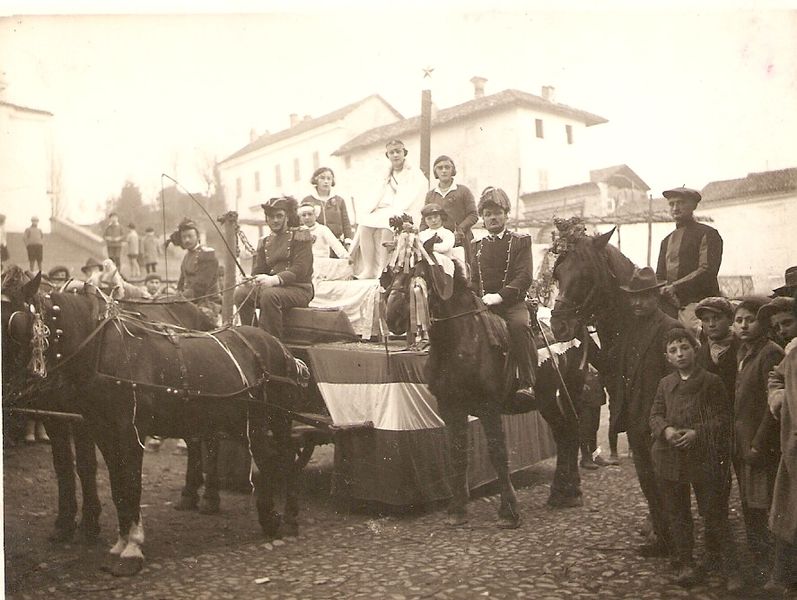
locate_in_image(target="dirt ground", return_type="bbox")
[2,436,351,597]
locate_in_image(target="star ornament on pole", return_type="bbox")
[422,66,434,79]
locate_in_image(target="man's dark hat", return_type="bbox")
[261,196,298,214]
[421,203,447,218]
[80,257,104,274]
[695,296,733,320]
[47,265,70,280]
[144,272,163,283]
[477,187,511,214]
[757,296,795,330]
[773,265,797,296]
[662,186,702,203]
[177,218,199,232]
[619,267,665,294]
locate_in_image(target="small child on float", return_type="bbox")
[418,203,456,261]
[649,327,741,591]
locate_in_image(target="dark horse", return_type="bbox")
[6,275,305,576]
[382,260,587,527]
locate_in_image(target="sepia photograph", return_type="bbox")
[1,2,796,598]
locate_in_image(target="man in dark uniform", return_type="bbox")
[608,267,682,557]
[470,187,537,405]
[175,218,221,323]
[233,196,313,340]
[656,186,723,332]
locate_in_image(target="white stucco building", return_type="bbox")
[0,98,55,233]
[217,94,403,225]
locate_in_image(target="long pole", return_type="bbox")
[646,192,653,267]
[218,211,238,325]
[420,89,432,180]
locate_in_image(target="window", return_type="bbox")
[565,124,573,145]
[254,171,260,192]
[535,119,544,139]
[293,158,301,182]
[312,151,320,170]
[235,177,242,199]
[274,164,282,187]
[344,155,352,169]
[538,169,549,191]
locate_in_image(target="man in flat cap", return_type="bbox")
[470,187,538,406]
[349,139,428,279]
[608,267,682,557]
[175,218,221,323]
[233,196,313,340]
[656,186,723,333]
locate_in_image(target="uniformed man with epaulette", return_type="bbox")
[470,186,538,405]
[174,218,221,322]
[233,196,314,340]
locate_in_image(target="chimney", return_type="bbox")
[289,113,300,127]
[470,76,487,99]
[303,114,312,122]
[249,128,259,143]
[541,85,556,103]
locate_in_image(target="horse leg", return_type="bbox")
[441,405,469,525]
[44,418,78,542]
[275,411,300,538]
[480,411,520,529]
[248,407,281,539]
[538,384,583,508]
[175,436,202,511]
[73,419,101,543]
[198,435,221,515]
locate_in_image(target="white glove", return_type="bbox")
[255,274,281,287]
[482,293,503,306]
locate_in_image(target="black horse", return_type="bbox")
[383,259,587,527]
[7,275,305,576]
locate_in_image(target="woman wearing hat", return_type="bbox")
[233,196,313,340]
[423,155,477,263]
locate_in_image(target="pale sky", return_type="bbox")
[1,5,796,223]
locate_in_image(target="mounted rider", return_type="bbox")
[470,186,538,406]
[173,218,221,322]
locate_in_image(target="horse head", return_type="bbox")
[550,227,635,341]
[380,268,414,335]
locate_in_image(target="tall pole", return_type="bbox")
[420,89,432,180]
[646,192,653,267]
[218,211,239,325]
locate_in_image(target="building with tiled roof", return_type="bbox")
[217,94,403,225]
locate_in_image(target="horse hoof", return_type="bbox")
[280,521,299,538]
[497,516,521,529]
[546,495,583,509]
[260,512,282,539]
[198,498,220,515]
[173,497,198,511]
[110,556,144,577]
[445,514,468,527]
[48,527,75,543]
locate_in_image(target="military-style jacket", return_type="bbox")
[252,228,313,291]
[470,230,533,307]
[177,245,220,300]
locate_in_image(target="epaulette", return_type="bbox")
[291,228,313,242]
[509,231,530,240]
[198,245,216,254]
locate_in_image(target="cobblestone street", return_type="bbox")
[5,424,783,600]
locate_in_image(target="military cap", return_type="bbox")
[477,187,511,214]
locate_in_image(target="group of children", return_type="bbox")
[650,291,796,594]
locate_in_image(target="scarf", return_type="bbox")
[708,333,734,365]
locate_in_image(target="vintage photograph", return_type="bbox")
[1,3,796,598]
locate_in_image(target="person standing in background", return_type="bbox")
[23,216,44,272]
[302,167,353,248]
[141,226,160,274]
[125,223,141,278]
[103,213,124,268]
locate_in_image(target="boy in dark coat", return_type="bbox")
[650,328,740,590]
[733,296,785,561]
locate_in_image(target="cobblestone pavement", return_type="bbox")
[5,437,783,600]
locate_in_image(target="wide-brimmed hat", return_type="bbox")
[421,203,447,218]
[477,187,511,214]
[144,272,163,283]
[619,267,665,294]
[757,296,795,329]
[261,196,298,214]
[80,257,104,274]
[773,266,797,296]
[695,296,733,320]
[662,186,702,203]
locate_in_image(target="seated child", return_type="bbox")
[298,202,350,260]
[650,327,740,590]
[419,203,463,262]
